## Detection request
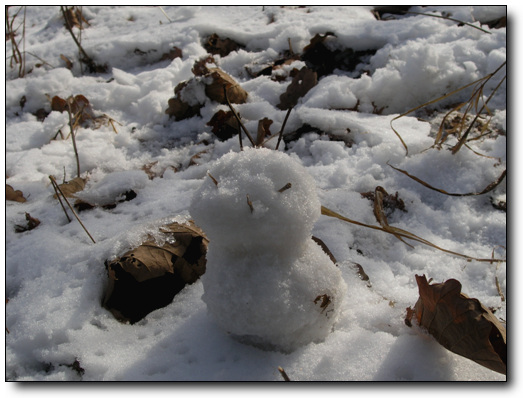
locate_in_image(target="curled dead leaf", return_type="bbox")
[103,221,208,324]
[407,275,506,375]
[6,184,27,203]
[204,33,243,57]
[207,110,238,141]
[277,67,317,110]
[204,68,248,104]
[14,212,40,233]
[53,177,87,199]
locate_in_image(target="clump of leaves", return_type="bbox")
[51,94,120,133]
[301,32,377,78]
[204,33,244,57]
[103,221,208,324]
[406,275,506,375]
[14,212,40,233]
[166,57,248,121]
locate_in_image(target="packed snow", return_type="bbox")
[4,5,507,383]
[190,148,347,352]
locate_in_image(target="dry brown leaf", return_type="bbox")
[54,177,87,199]
[158,46,182,62]
[407,275,506,375]
[204,33,243,57]
[207,110,238,141]
[103,221,208,324]
[277,67,317,110]
[256,117,273,146]
[60,54,73,70]
[6,184,27,203]
[15,212,40,233]
[371,186,412,247]
[204,68,248,105]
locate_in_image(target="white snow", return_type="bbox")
[3,5,508,384]
[190,148,347,352]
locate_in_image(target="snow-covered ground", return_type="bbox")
[4,5,507,383]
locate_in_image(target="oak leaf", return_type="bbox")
[407,274,506,375]
[277,67,317,110]
[103,221,208,324]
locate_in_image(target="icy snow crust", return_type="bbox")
[4,6,506,381]
[191,148,347,352]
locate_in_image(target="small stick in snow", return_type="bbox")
[207,172,218,186]
[223,85,255,146]
[278,183,292,193]
[275,107,292,150]
[278,366,291,381]
[246,194,254,213]
[49,176,72,223]
[49,175,96,244]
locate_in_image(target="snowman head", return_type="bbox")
[190,147,321,255]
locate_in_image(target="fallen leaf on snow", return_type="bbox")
[406,274,506,375]
[6,184,27,203]
[103,220,208,324]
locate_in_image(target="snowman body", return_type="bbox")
[190,147,347,352]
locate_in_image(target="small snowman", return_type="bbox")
[190,147,347,352]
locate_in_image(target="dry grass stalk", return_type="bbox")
[388,163,506,197]
[6,6,26,78]
[278,366,291,381]
[49,175,96,243]
[223,85,256,147]
[321,205,505,263]
[66,97,82,178]
[390,61,506,156]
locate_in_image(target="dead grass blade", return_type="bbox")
[320,205,505,263]
[390,61,506,155]
[450,74,506,154]
[405,11,492,34]
[388,163,506,197]
[373,186,413,248]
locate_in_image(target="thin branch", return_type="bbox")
[223,85,256,146]
[405,11,492,34]
[49,176,72,223]
[49,175,96,244]
[66,97,81,178]
[278,367,291,381]
[275,107,292,150]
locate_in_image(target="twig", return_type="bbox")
[278,183,292,193]
[207,172,218,186]
[157,6,172,23]
[451,74,506,154]
[60,6,100,73]
[66,97,81,178]
[49,175,96,243]
[49,176,72,223]
[275,107,292,150]
[223,85,256,146]
[278,367,291,381]
[246,194,254,213]
[405,11,492,34]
